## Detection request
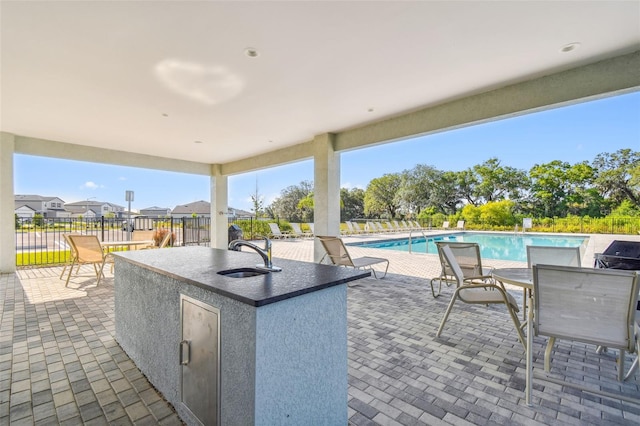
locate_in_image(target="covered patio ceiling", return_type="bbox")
[2,1,639,174]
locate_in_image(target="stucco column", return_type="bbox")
[313,133,341,263]
[1,133,17,273]
[210,164,229,249]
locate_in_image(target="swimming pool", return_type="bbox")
[347,232,589,262]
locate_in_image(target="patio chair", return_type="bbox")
[316,235,389,279]
[306,223,315,236]
[268,222,290,239]
[345,221,363,235]
[430,241,494,298]
[523,245,582,319]
[456,220,465,230]
[132,230,156,249]
[60,233,80,279]
[290,223,312,238]
[145,230,172,249]
[385,221,400,232]
[64,234,113,286]
[442,221,450,230]
[529,265,639,399]
[436,245,525,348]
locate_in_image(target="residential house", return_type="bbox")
[64,200,126,219]
[171,201,211,219]
[14,204,36,220]
[171,201,253,219]
[140,206,172,218]
[14,195,70,218]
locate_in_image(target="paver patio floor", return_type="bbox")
[2,232,640,425]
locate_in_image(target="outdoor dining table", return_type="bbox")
[492,267,535,404]
[101,240,155,250]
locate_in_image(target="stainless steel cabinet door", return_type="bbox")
[181,295,220,426]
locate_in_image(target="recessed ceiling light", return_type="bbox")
[194,140,203,144]
[245,47,259,58]
[268,140,273,143]
[368,108,375,113]
[560,42,581,53]
[162,113,168,117]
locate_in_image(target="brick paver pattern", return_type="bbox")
[2,231,640,425]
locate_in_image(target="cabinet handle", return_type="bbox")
[180,340,190,365]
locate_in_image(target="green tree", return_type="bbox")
[340,188,365,221]
[529,160,572,217]
[250,179,265,217]
[364,174,403,218]
[479,200,516,226]
[397,165,433,215]
[297,193,315,222]
[428,171,461,215]
[270,180,313,222]
[609,199,640,217]
[592,148,640,209]
[33,213,44,227]
[462,158,529,205]
[460,204,481,225]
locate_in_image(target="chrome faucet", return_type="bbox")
[228,236,282,271]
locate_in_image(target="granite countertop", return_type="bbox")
[113,246,370,307]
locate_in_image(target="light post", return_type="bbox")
[125,190,134,240]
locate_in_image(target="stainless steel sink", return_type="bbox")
[217,268,269,278]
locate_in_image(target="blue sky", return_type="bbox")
[14,91,640,213]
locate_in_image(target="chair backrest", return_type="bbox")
[307,223,314,233]
[158,231,172,248]
[63,233,79,257]
[442,221,450,229]
[268,223,283,235]
[67,235,104,263]
[132,230,155,241]
[316,236,354,267]
[291,223,303,234]
[533,264,639,351]
[435,241,485,281]
[456,220,465,229]
[526,245,582,268]
[440,245,465,286]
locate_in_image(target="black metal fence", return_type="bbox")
[15,216,212,267]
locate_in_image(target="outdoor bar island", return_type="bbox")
[112,246,369,426]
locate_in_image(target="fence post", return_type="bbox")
[182,217,186,247]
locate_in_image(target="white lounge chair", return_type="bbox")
[455,220,465,230]
[268,223,290,239]
[290,223,311,238]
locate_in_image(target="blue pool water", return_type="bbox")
[347,232,588,262]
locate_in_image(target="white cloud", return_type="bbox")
[82,181,99,190]
[118,177,127,181]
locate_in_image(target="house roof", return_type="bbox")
[141,206,170,211]
[172,201,211,215]
[15,195,63,202]
[171,201,253,217]
[2,2,638,169]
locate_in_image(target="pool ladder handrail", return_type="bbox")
[408,229,428,254]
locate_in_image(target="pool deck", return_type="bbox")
[2,231,640,425]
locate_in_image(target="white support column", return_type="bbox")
[313,133,341,263]
[210,164,229,250]
[0,133,17,273]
